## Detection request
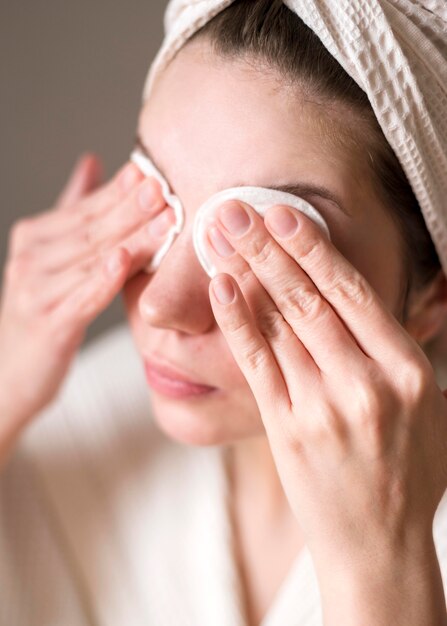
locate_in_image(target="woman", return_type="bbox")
[1,0,447,624]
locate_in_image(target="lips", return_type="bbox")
[144,355,216,390]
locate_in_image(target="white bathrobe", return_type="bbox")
[1,323,447,626]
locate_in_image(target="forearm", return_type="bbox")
[315,538,447,626]
[0,385,25,471]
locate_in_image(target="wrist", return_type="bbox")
[314,537,447,626]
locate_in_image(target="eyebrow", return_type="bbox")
[134,133,352,218]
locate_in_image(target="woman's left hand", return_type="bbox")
[207,199,447,573]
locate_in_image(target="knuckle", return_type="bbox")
[257,308,293,342]
[232,263,253,290]
[282,283,326,320]
[4,251,33,282]
[245,236,276,266]
[296,233,321,264]
[224,317,268,371]
[225,313,252,339]
[328,272,372,308]
[399,361,432,404]
[243,341,269,372]
[9,218,35,252]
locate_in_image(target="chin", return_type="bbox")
[149,391,262,447]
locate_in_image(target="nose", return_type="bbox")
[138,229,216,334]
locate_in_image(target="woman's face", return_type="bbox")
[122,39,407,446]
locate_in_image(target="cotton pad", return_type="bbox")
[193,188,330,278]
[130,148,184,273]
[130,148,331,278]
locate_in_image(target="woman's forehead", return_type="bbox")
[137,42,370,220]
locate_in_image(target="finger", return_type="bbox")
[31,176,168,273]
[15,252,103,315]
[50,246,131,326]
[209,272,293,421]
[88,174,165,246]
[31,207,176,311]
[208,201,365,375]
[205,226,319,404]
[56,153,103,209]
[12,162,146,254]
[263,206,420,367]
[55,159,145,225]
[122,207,175,277]
[79,161,145,216]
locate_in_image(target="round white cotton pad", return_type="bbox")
[130,148,331,278]
[130,148,184,273]
[193,188,331,279]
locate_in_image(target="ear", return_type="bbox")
[404,270,447,346]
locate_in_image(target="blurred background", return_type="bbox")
[0,0,166,346]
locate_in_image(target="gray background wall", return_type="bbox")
[0,1,166,347]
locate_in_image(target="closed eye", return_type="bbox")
[134,133,351,218]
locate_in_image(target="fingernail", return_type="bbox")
[212,277,235,305]
[148,209,174,238]
[118,163,140,192]
[219,201,251,236]
[266,206,299,238]
[208,226,236,258]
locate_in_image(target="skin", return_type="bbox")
[125,40,403,445]
[1,36,447,625]
[120,40,447,623]
[123,39,444,508]
[0,155,175,468]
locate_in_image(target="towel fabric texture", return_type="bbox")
[136,0,447,276]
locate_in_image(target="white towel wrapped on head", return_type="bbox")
[134,0,447,277]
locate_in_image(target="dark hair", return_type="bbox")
[185,0,441,323]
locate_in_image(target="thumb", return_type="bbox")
[55,152,103,209]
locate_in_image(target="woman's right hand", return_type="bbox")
[0,152,174,454]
